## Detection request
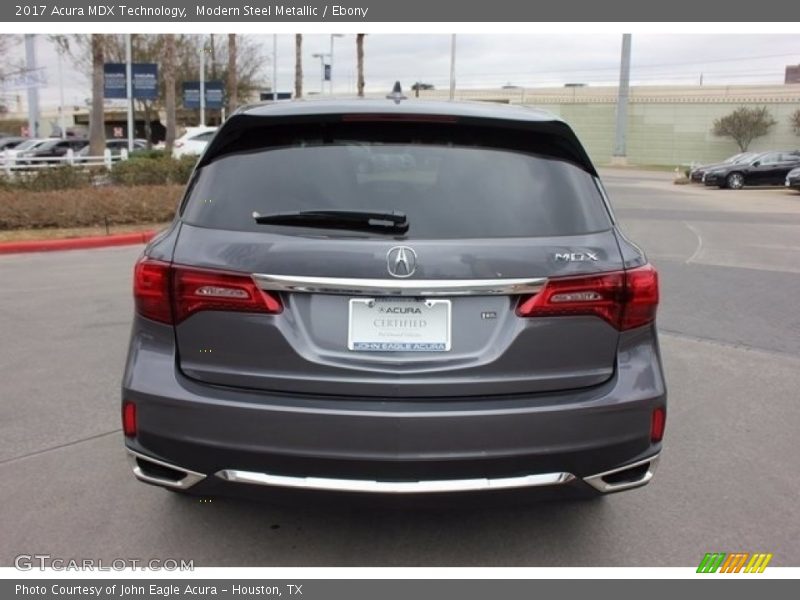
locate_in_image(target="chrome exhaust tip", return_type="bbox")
[126,449,206,490]
[583,454,660,493]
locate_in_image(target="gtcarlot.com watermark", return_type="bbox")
[15,554,194,571]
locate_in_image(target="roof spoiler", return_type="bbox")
[197,112,598,177]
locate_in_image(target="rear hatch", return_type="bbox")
[169,110,625,398]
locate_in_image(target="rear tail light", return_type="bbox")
[516,264,658,331]
[133,258,172,324]
[650,406,666,442]
[133,257,282,324]
[172,266,282,322]
[122,401,137,437]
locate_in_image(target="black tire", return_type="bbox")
[726,172,744,190]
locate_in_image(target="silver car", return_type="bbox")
[123,95,665,499]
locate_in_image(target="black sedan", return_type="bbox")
[703,151,800,189]
[17,138,89,164]
[786,167,800,191]
[690,152,755,182]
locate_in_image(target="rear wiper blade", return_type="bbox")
[252,209,409,234]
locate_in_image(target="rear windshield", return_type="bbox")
[182,142,610,239]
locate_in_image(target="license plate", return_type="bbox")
[348,298,451,352]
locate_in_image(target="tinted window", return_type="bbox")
[183,143,610,238]
[190,131,215,142]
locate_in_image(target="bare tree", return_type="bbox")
[227,34,238,114]
[164,34,177,152]
[356,34,365,97]
[89,35,106,155]
[712,106,777,152]
[294,34,303,99]
[791,109,800,136]
[0,35,19,81]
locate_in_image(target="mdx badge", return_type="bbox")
[554,251,599,262]
[387,246,417,278]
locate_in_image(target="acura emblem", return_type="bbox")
[386,246,417,278]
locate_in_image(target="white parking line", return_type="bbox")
[683,222,704,264]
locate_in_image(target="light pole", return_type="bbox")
[612,33,632,165]
[199,35,206,126]
[125,34,134,152]
[449,34,456,101]
[273,34,278,101]
[24,34,39,138]
[57,47,66,139]
[312,52,330,95]
[329,34,344,94]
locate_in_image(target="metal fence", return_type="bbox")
[0,148,130,175]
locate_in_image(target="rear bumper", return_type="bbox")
[122,320,666,496]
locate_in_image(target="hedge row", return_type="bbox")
[109,154,197,186]
[0,154,197,192]
[0,184,184,230]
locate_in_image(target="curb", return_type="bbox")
[0,230,157,255]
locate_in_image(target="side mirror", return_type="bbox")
[752,161,760,167]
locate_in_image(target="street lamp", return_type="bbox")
[311,52,330,95]
[329,34,344,94]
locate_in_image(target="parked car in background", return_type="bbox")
[786,167,800,191]
[703,151,800,189]
[17,137,89,164]
[2,138,49,160]
[123,96,665,500]
[76,138,148,161]
[689,152,756,183]
[172,127,217,158]
[0,136,28,151]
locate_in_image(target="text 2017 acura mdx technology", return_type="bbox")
[122,94,666,499]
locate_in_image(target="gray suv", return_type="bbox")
[123,97,665,498]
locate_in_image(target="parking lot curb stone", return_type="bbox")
[0,230,157,255]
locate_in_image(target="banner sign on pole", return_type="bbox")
[104,63,158,99]
[132,63,158,100]
[183,80,224,109]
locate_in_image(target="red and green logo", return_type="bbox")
[697,553,773,573]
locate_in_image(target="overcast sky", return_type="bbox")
[2,34,798,110]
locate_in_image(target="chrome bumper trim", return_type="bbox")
[215,469,575,494]
[127,449,207,490]
[251,273,547,297]
[582,454,660,493]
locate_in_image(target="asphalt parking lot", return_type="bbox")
[1,171,799,567]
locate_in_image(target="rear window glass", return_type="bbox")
[190,131,215,142]
[182,142,610,239]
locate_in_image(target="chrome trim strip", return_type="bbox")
[215,469,575,494]
[252,274,547,297]
[127,449,207,490]
[582,454,660,493]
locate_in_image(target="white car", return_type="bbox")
[172,127,217,159]
[2,138,50,160]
